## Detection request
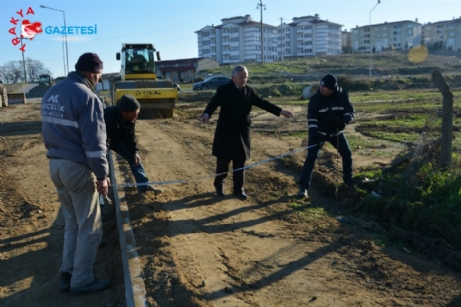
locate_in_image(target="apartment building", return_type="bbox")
[342,30,353,53]
[196,14,342,64]
[422,17,461,51]
[281,15,342,58]
[352,20,422,53]
[195,15,278,65]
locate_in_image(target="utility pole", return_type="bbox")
[280,18,284,61]
[17,37,28,82]
[40,5,69,75]
[369,0,381,78]
[257,0,266,64]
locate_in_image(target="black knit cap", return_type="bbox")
[117,94,140,112]
[75,52,103,73]
[320,74,338,91]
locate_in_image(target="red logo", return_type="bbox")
[21,19,43,40]
[8,7,42,52]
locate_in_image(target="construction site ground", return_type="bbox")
[1,100,461,307]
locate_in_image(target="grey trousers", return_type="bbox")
[49,159,102,288]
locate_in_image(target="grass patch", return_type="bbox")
[346,134,398,158]
[354,155,461,248]
[300,206,329,219]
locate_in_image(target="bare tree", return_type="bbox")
[1,59,51,83]
[26,58,51,82]
[2,61,23,83]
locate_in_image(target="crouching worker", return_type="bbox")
[298,74,356,198]
[104,94,162,195]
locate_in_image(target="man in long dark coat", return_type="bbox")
[200,65,293,199]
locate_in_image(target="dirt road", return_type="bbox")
[1,102,461,307]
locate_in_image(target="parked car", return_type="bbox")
[193,76,231,90]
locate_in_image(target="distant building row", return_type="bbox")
[351,17,461,53]
[196,14,342,65]
[195,14,461,65]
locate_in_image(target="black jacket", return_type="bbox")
[308,86,355,138]
[104,106,138,154]
[203,82,282,160]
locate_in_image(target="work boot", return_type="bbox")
[139,186,163,195]
[70,278,111,295]
[233,188,248,200]
[297,188,308,199]
[344,180,355,188]
[58,271,72,291]
[214,182,225,196]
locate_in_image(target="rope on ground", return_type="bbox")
[114,143,323,189]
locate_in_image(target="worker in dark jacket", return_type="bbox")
[200,65,293,199]
[104,94,162,195]
[298,74,356,198]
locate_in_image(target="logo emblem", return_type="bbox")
[8,7,42,52]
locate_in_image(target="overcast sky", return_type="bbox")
[1,0,460,77]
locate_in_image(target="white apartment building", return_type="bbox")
[352,20,422,53]
[196,15,278,65]
[280,15,342,58]
[422,18,461,51]
[196,14,342,64]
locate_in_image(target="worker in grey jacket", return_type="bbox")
[42,53,111,294]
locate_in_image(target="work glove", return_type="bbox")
[336,120,346,131]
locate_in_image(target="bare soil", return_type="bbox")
[1,101,461,307]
